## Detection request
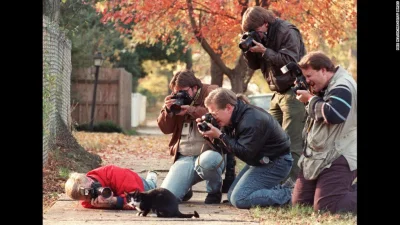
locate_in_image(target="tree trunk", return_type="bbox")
[229,71,243,93]
[210,48,223,86]
[185,48,193,70]
[228,53,254,93]
[187,0,255,94]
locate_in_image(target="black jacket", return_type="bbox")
[244,18,306,93]
[220,100,291,166]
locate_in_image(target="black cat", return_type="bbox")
[125,187,200,218]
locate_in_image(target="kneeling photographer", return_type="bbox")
[157,69,225,204]
[197,87,293,209]
[197,113,237,194]
[292,51,357,214]
[65,164,158,209]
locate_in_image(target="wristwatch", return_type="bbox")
[260,156,270,164]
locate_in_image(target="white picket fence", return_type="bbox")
[131,93,147,127]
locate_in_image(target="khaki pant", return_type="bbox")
[269,89,305,181]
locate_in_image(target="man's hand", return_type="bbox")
[249,40,266,53]
[196,120,222,139]
[296,90,313,103]
[91,196,116,208]
[163,94,175,111]
[174,105,189,116]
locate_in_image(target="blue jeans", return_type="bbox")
[161,150,225,202]
[141,177,157,191]
[227,152,293,209]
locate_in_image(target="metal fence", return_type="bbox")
[43,16,72,165]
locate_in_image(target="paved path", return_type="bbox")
[43,117,260,225]
[43,172,258,225]
[136,117,163,135]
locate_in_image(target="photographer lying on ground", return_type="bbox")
[292,51,357,213]
[157,69,225,204]
[240,6,307,188]
[196,87,293,209]
[64,164,157,209]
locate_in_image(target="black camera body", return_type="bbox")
[280,62,309,94]
[79,181,112,199]
[170,90,192,114]
[197,113,219,132]
[238,30,261,52]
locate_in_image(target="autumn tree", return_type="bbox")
[60,0,191,92]
[95,0,356,93]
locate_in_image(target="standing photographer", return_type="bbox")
[292,51,357,213]
[240,6,306,188]
[157,69,225,204]
[64,164,158,209]
[197,87,293,209]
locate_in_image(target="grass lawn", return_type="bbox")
[235,158,357,225]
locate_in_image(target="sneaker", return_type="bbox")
[146,170,158,184]
[182,188,193,202]
[204,191,222,204]
[282,177,295,189]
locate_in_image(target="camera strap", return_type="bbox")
[190,87,201,106]
[195,87,224,169]
[197,137,225,170]
[303,117,314,158]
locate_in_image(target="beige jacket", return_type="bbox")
[299,66,357,180]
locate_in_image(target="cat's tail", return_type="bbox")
[178,210,200,218]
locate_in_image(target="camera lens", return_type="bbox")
[197,122,210,132]
[239,37,254,51]
[97,187,112,198]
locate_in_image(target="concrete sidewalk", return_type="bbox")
[43,166,259,225]
[136,117,163,136]
[43,118,260,225]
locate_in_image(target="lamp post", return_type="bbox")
[89,51,104,131]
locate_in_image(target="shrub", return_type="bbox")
[138,87,157,108]
[124,129,138,136]
[75,120,123,133]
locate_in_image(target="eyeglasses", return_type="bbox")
[209,109,221,118]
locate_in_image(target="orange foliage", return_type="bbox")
[95,0,356,63]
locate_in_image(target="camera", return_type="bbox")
[79,181,113,199]
[197,113,219,132]
[170,90,192,114]
[280,62,309,94]
[238,30,261,52]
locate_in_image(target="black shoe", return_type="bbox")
[204,192,222,204]
[182,188,193,202]
[222,178,234,193]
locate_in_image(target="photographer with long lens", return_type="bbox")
[64,164,158,209]
[292,51,357,214]
[196,87,293,209]
[157,69,225,204]
[240,6,307,188]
